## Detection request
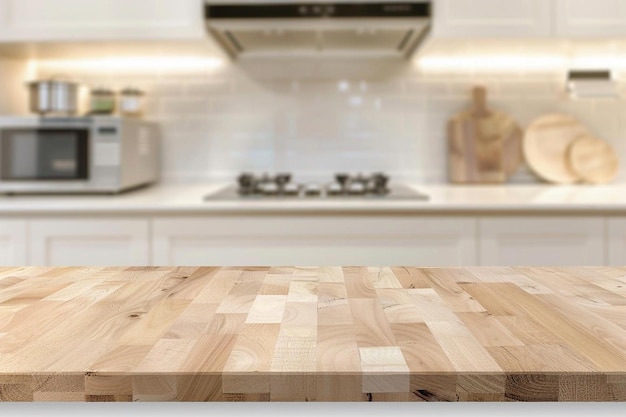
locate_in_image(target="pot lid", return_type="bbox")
[121,87,144,96]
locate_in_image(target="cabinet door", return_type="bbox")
[0,0,203,41]
[607,218,626,266]
[479,217,605,266]
[153,216,477,266]
[433,0,552,38]
[555,0,626,37]
[0,219,27,265]
[30,218,149,266]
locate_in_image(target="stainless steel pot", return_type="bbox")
[26,79,79,115]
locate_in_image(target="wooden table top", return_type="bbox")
[0,266,625,402]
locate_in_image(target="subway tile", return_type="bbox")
[406,80,448,96]
[160,98,209,115]
[143,82,184,96]
[496,82,560,98]
[185,80,234,96]
[34,60,626,184]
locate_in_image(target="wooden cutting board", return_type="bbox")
[523,114,589,184]
[567,135,619,184]
[448,86,523,184]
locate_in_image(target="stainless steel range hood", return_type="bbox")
[205,2,431,60]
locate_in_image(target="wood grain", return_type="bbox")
[567,135,619,184]
[448,86,523,184]
[0,266,625,402]
[523,113,588,184]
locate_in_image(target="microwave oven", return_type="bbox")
[0,116,160,194]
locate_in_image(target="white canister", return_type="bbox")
[119,87,144,117]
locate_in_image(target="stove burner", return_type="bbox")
[206,172,428,202]
[233,172,399,197]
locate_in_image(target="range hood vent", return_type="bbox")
[205,2,431,60]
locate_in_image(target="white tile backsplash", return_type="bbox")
[34,58,626,183]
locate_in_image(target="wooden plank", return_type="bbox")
[368,267,403,289]
[487,343,597,373]
[426,320,503,373]
[456,312,524,347]
[344,267,377,298]
[316,325,361,372]
[349,298,397,347]
[222,323,281,393]
[462,282,626,372]
[422,269,487,312]
[359,346,410,393]
[390,267,431,289]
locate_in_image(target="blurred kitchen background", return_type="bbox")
[2,0,626,267]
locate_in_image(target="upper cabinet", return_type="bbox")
[0,0,204,42]
[2,0,626,44]
[434,0,626,39]
[554,0,626,37]
[433,0,553,38]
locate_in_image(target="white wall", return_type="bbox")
[0,58,29,115]
[28,45,626,184]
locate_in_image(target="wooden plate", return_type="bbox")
[523,114,589,184]
[567,135,619,184]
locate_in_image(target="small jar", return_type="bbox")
[90,87,116,114]
[119,87,144,117]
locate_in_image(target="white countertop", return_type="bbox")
[1,183,626,215]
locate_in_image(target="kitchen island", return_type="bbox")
[0,266,625,402]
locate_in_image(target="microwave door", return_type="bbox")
[1,129,88,180]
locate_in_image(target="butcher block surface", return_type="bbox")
[0,266,625,402]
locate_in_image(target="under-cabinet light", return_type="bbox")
[415,54,567,73]
[34,56,224,73]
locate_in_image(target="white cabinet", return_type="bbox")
[0,0,204,41]
[433,0,626,39]
[554,0,626,37]
[29,218,150,266]
[0,213,618,267]
[153,216,477,266]
[0,219,27,265]
[433,0,553,38]
[478,217,605,266]
[607,218,626,266]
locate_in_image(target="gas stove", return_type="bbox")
[205,173,429,201]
